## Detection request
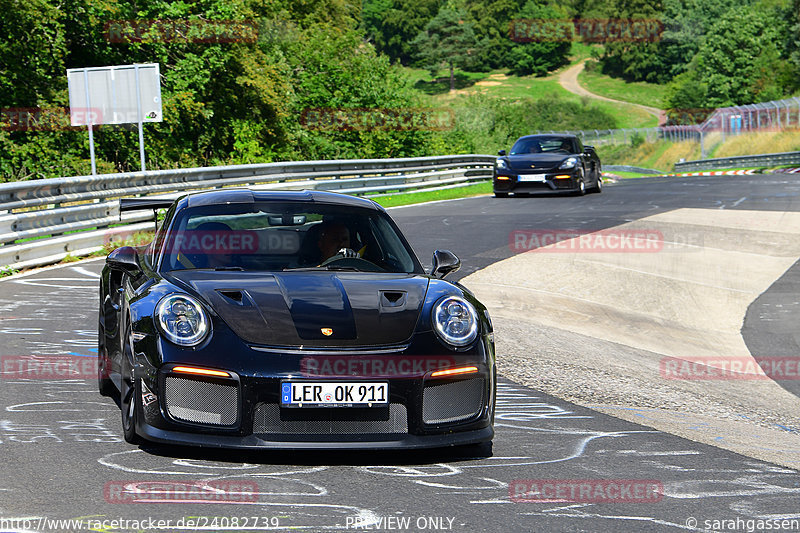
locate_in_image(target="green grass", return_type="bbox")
[603,170,656,179]
[0,266,19,277]
[638,142,673,169]
[567,42,600,64]
[95,231,155,256]
[578,63,666,109]
[407,67,658,129]
[369,181,492,208]
[404,68,490,95]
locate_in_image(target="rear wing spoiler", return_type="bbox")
[119,197,176,212]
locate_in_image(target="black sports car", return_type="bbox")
[493,134,602,197]
[99,189,495,450]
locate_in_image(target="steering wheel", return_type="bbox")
[320,249,384,271]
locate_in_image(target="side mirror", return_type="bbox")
[107,246,141,275]
[431,250,461,279]
[497,149,507,156]
[583,145,595,152]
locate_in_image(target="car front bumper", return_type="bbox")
[131,337,496,450]
[493,169,582,194]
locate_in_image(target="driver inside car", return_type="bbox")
[317,221,359,263]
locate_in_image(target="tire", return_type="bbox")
[576,179,586,196]
[120,323,142,444]
[97,324,115,397]
[120,375,141,444]
[494,192,508,198]
[593,173,603,194]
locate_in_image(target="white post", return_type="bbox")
[700,130,705,159]
[83,69,97,176]
[134,64,146,172]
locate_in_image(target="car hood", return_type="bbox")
[165,270,430,347]
[504,153,572,171]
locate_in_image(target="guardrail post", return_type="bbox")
[700,130,705,158]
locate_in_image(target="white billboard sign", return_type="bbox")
[67,63,162,126]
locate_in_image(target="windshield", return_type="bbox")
[510,136,576,155]
[158,202,422,274]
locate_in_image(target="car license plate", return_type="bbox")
[518,174,546,182]
[280,382,388,407]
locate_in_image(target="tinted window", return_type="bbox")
[160,202,422,274]
[510,136,576,155]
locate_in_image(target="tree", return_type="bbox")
[694,5,792,105]
[0,0,66,106]
[412,8,479,92]
[362,0,440,64]
[594,0,666,82]
[787,0,800,92]
[662,71,709,124]
[507,1,571,77]
[656,0,742,81]
[464,0,525,71]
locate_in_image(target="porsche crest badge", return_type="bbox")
[321,328,333,336]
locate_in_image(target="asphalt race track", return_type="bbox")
[1,174,799,532]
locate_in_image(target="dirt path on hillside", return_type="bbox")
[560,61,664,123]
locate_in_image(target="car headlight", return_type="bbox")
[432,296,479,347]
[155,294,210,346]
[496,159,508,170]
[559,157,578,169]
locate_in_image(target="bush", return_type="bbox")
[630,132,645,148]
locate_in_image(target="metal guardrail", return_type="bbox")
[0,155,495,270]
[673,151,800,172]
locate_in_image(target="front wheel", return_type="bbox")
[593,174,603,193]
[120,324,141,444]
[576,179,586,196]
[120,376,141,444]
[97,325,115,397]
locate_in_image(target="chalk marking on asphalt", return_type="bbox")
[0,257,103,283]
[99,449,330,478]
[411,478,507,490]
[11,277,97,289]
[614,450,702,456]
[665,478,800,499]
[70,266,101,278]
[5,401,108,412]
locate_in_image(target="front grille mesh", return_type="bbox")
[253,403,408,434]
[422,378,485,424]
[164,376,239,426]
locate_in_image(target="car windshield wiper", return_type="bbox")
[214,266,245,271]
[283,266,360,272]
